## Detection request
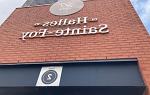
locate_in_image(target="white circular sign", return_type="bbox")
[50,0,84,16]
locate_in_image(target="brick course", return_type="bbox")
[0,0,150,92]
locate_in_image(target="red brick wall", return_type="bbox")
[0,0,150,92]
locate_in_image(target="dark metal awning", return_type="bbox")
[0,59,146,95]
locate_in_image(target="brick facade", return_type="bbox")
[0,0,150,93]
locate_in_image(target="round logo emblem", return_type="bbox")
[41,70,58,84]
[50,0,84,16]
